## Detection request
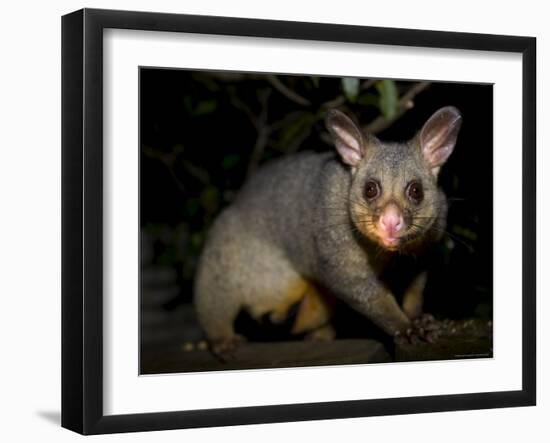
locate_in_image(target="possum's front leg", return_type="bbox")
[402,272,427,320]
[400,273,443,343]
[316,239,433,343]
[362,290,411,335]
[318,265,410,337]
[346,285,443,344]
[348,285,443,344]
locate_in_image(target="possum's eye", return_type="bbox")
[364,180,380,200]
[406,181,424,203]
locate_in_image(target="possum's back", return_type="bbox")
[228,151,335,274]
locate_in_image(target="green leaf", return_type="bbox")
[342,77,360,103]
[222,154,240,170]
[452,225,478,242]
[183,96,194,114]
[194,99,217,115]
[357,92,379,107]
[200,186,219,213]
[375,80,399,119]
[185,199,199,216]
[276,112,315,149]
[191,73,221,91]
[311,76,320,88]
[190,232,204,252]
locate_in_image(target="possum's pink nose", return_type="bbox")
[379,204,404,237]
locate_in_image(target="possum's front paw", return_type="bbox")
[394,314,442,345]
[211,334,247,361]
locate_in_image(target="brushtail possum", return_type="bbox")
[194,106,462,355]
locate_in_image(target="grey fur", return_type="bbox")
[194,107,462,345]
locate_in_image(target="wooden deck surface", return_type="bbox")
[141,325,492,374]
[140,264,492,374]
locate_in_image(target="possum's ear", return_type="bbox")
[325,109,366,167]
[420,106,462,174]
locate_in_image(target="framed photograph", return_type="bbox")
[62,8,536,434]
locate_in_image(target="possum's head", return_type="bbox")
[325,106,462,251]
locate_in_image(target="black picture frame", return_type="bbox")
[62,8,536,435]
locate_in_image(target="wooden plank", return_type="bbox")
[141,339,391,373]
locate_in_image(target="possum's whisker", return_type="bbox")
[346,196,372,212]
[319,221,361,233]
[322,211,352,217]
[412,222,475,252]
[318,206,351,211]
[322,213,352,218]
[408,223,429,237]
[411,216,443,224]
[374,244,386,260]
[320,218,374,230]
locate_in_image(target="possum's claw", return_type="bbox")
[394,314,443,345]
[211,334,247,362]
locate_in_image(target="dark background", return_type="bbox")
[139,68,493,349]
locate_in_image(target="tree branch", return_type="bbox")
[142,144,210,193]
[364,81,431,134]
[321,78,377,109]
[266,75,311,107]
[246,89,272,177]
